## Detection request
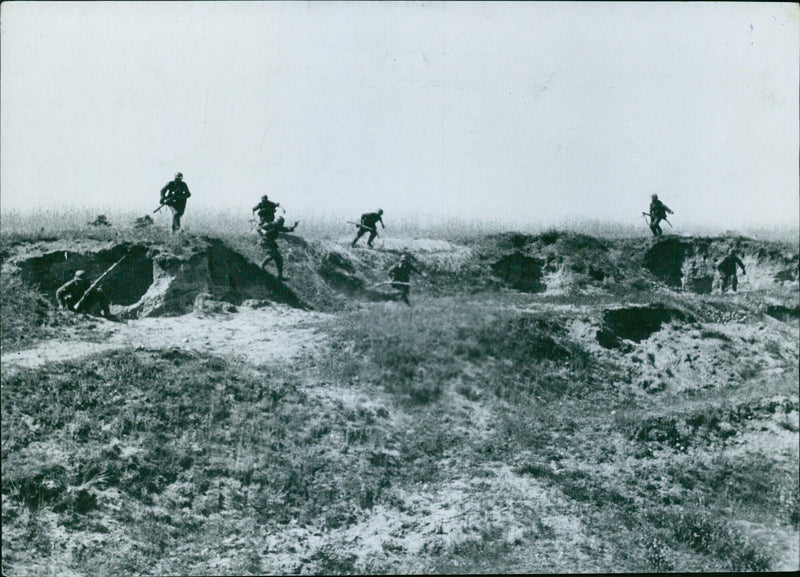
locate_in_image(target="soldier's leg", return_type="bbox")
[367,230,377,247]
[273,247,285,279]
[351,228,365,247]
[731,274,738,292]
[720,273,729,292]
[259,241,275,269]
[401,286,410,305]
[649,218,659,236]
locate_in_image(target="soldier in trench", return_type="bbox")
[56,270,113,318]
[159,172,192,232]
[388,254,422,306]
[717,249,746,293]
[258,216,298,281]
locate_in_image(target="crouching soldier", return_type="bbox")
[718,249,746,293]
[351,209,384,248]
[56,270,112,318]
[258,216,298,281]
[388,254,421,306]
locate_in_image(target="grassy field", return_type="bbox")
[1,214,798,574]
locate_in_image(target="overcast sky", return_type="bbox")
[1,1,797,229]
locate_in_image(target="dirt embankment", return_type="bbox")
[2,231,797,318]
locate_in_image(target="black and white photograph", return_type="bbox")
[1,1,798,574]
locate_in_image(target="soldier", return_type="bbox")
[252,195,281,226]
[718,249,746,293]
[159,172,192,232]
[388,254,421,306]
[56,270,112,318]
[351,209,385,248]
[258,216,298,280]
[647,194,673,237]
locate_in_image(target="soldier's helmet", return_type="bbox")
[729,249,738,256]
[262,195,269,201]
[377,208,384,215]
[276,216,285,224]
[651,194,658,200]
[175,172,183,179]
[74,270,87,279]
[400,254,410,262]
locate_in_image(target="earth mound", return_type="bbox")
[6,237,307,318]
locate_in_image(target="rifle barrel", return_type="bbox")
[74,253,128,311]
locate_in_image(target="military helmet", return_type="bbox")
[377,208,384,215]
[175,172,183,179]
[276,216,285,224]
[262,195,269,201]
[74,270,87,279]
[400,254,410,262]
[651,194,658,200]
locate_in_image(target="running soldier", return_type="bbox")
[388,254,421,306]
[159,172,192,232]
[351,209,385,248]
[717,249,746,293]
[252,195,281,226]
[56,270,112,318]
[258,216,298,280]
[647,194,673,237]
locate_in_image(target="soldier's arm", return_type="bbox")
[665,205,673,214]
[379,216,385,228]
[737,258,746,272]
[182,183,191,198]
[56,282,72,307]
[160,183,170,198]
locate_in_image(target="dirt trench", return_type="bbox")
[596,304,695,348]
[644,237,799,294]
[10,239,307,318]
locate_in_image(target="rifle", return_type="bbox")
[73,252,128,312]
[153,202,166,214]
[642,212,672,227]
[372,280,411,288]
[348,221,380,237]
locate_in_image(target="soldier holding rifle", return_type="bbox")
[157,172,192,232]
[644,194,673,237]
[56,270,113,318]
[351,209,385,248]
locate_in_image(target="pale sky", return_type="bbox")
[1,1,798,229]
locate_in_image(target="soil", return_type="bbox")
[2,230,798,573]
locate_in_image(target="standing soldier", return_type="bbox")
[159,172,192,232]
[717,249,746,293]
[258,216,298,281]
[647,194,673,237]
[252,195,281,226]
[351,209,385,248]
[56,270,112,318]
[388,254,421,306]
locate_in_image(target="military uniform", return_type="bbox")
[388,255,420,305]
[258,217,297,280]
[252,196,280,225]
[160,173,191,232]
[648,196,673,237]
[351,210,385,248]
[56,272,111,317]
[718,251,746,292]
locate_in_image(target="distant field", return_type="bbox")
[2,207,797,245]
